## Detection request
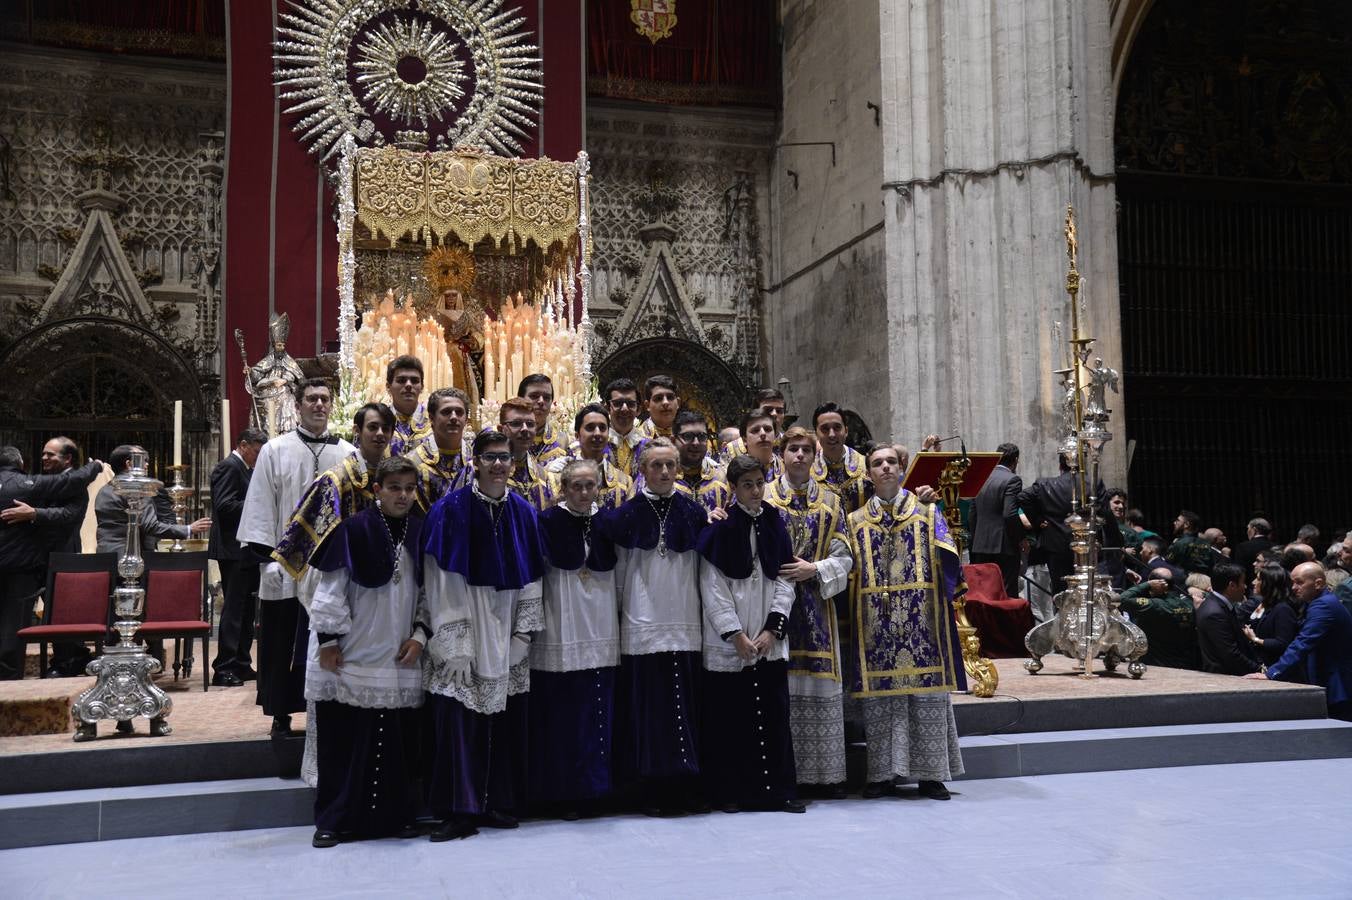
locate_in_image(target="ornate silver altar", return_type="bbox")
[72,449,173,740]
[1024,206,1147,679]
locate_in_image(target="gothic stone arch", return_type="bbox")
[0,316,208,468]
[595,337,748,432]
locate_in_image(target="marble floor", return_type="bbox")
[5,759,1350,899]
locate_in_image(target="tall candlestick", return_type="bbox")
[172,400,183,466]
[221,398,231,460]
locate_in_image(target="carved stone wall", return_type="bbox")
[0,47,226,364]
[586,102,775,395]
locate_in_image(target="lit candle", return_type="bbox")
[221,398,230,460]
[173,400,183,466]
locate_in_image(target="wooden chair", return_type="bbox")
[138,551,212,691]
[17,552,118,677]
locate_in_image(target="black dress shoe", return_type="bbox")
[781,799,808,814]
[719,803,740,814]
[559,808,581,821]
[480,809,519,829]
[826,784,848,800]
[917,780,951,800]
[312,830,340,848]
[212,671,244,687]
[270,716,294,739]
[429,819,478,842]
[397,822,423,839]
[861,781,889,799]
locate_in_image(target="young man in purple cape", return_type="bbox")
[306,456,428,848]
[422,429,545,841]
[697,454,806,814]
[602,437,711,816]
[529,458,620,818]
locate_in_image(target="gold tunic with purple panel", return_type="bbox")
[845,491,967,697]
[389,403,433,457]
[409,441,472,514]
[812,445,871,515]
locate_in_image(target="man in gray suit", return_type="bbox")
[968,443,1024,598]
[94,445,210,555]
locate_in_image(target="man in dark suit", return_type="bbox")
[1195,562,1261,676]
[1,437,97,676]
[209,428,267,687]
[1247,562,1352,720]
[1233,517,1278,576]
[969,442,1024,598]
[0,446,103,680]
[1017,454,1120,595]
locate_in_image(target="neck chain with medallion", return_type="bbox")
[376,508,408,585]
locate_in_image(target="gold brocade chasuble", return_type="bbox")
[765,477,847,680]
[845,491,967,697]
[272,453,376,580]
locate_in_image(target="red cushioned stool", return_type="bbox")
[961,562,1035,658]
[138,551,212,691]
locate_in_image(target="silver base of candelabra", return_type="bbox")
[1024,573,1148,679]
[71,641,173,740]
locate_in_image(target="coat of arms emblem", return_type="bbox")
[630,0,676,44]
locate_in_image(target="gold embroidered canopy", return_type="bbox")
[352,145,581,250]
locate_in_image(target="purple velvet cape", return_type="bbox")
[309,505,424,588]
[422,485,543,590]
[696,503,794,580]
[598,490,707,553]
[538,505,618,572]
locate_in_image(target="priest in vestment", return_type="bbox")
[602,377,645,476]
[306,457,427,848]
[547,403,634,512]
[846,442,966,800]
[810,402,870,514]
[500,397,555,510]
[409,388,472,513]
[633,374,680,441]
[697,454,805,814]
[602,438,710,816]
[423,429,545,840]
[667,410,730,511]
[718,387,785,463]
[765,426,853,793]
[238,379,354,737]
[529,458,620,817]
[519,373,567,465]
[386,355,433,457]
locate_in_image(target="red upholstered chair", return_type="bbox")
[138,551,212,691]
[961,562,1036,658]
[17,552,118,677]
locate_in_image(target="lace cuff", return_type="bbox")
[428,620,472,661]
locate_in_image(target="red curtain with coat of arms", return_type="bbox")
[587,0,778,107]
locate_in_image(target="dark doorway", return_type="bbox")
[1115,0,1352,542]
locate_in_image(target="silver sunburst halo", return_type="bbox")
[354,17,467,125]
[275,0,544,160]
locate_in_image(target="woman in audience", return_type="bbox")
[1243,564,1301,669]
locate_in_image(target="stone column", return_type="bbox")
[877,0,1124,482]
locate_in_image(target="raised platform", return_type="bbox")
[1,656,1347,849]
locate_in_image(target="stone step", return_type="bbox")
[4,718,1349,850]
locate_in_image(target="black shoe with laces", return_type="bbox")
[917,780,951,800]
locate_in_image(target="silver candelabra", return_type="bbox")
[165,463,194,551]
[72,449,173,740]
[1024,205,1147,679]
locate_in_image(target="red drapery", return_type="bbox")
[586,0,778,107]
[0,0,226,58]
[223,0,583,442]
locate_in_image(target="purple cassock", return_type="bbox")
[528,503,621,808]
[421,484,544,820]
[599,490,708,809]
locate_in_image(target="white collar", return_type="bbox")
[296,425,328,440]
[562,501,598,517]
[736,501,763,518]
[472,481,507,505]
[641,486,674,501]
